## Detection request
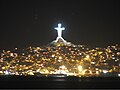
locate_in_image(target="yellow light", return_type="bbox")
[2,67,5,69]
[43,69,49,74]
[57,44,61,46]
[86,55,89,58]
[78,65,83,72]
[10,53,14,57]
[98,52,102,55]
[59,56,62,59]
[7,50,11,53]
[25,67,28,69]
[85,55,90,60]
[37,47,40,50]
[96,71,99,74]
[28,71,34,75]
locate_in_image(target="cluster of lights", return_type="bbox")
[0,44,119,77]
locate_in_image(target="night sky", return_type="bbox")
[0,0,120,49]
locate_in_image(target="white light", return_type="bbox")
[54,23,67,42]
[56,70,67,74]
[91,62,96,64]
[103,70,108,74]
[59,65,66,69]
[5,71,9,75]
[112,57,115,59]
[0,71,3,73]
[103,60,106,62]
[54,23,65,38]
[118,74,120,77]
[52,54,55,57]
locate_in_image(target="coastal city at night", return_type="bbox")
[0,23,119,89]
[0,0,120,89]
[0,36,119,77]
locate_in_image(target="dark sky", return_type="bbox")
[0,0,120,49]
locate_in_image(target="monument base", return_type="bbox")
[49,37,74,47]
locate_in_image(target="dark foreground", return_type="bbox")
[0,75,120,89]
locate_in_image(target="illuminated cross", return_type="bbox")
[54,23,65,38]
[54,23,66,42]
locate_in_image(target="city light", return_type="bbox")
[103,70,108,74]
[5,71,9,75]
[78,65,83,72]
[0,24,119,77]
[0,44,119,77]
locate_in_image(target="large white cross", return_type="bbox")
[54,23,65,38]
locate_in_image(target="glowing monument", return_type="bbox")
[54,23,66,42]
[50,23,73,46]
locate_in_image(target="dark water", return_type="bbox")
[0,76,120,89]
